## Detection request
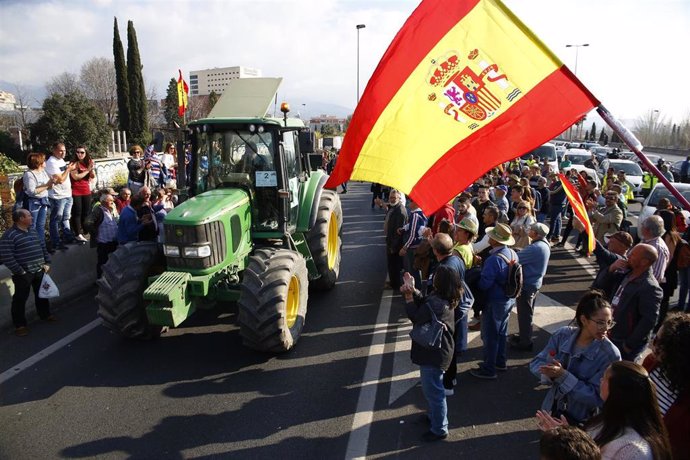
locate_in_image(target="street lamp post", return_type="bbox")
[565,43,589,76]
[356,24,366,104]
[565,43,589,140]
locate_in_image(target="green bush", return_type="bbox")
[0,153,22,175]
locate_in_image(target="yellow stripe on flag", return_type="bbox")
[350,0,562,193]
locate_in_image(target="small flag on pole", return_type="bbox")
[326,0,599,213]
[177,69,189,117]
[559,173,595,254]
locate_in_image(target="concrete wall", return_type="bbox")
[1,242,97,330]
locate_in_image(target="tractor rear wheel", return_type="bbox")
[238,248,309,352]
[307,189,343,290]
[96,241,164,339]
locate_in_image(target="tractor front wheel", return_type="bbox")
[96,241,164,339]
[238,248,309,352]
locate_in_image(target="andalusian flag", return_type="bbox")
[177,69,189,117]
[326,0,599,213]
[559,173,595,254]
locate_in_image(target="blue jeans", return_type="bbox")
[677,268,690,311]
[28,198,48,246]
[49,196,74,246]
[547,205,564,239]
[419,365,448,436]
[480,299,513,375]
[536,212,547,223]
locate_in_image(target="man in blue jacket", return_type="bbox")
[510,223,551,351]
[471,223,515,380]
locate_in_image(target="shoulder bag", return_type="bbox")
[409,304,447,349]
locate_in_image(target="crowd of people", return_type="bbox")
[1,141,181,337]
[376,159,689,457]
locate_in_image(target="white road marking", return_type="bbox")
[386,293,576,407]
[0,319,101,385]
[344,293,393,460]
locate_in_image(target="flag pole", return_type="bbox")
[597,105,690,212]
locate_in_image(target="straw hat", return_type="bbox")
[486,223,515,246]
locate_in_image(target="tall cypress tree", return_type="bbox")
[126,20,149,144]
[164,78,183,128]
[113,17,129,133]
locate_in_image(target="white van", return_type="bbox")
[521,143,558,174]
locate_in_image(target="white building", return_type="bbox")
[0,90,17,111]
[189,66,262,96]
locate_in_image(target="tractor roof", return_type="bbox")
[189,76,305,129]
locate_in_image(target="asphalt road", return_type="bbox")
[1,182,613,459]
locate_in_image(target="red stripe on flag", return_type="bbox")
[325,0,481,188]
[409,66,598,213]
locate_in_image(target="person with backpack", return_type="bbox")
[470,223,520,380]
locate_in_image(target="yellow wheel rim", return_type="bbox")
[327,211,338,270]
[286,275,299,328]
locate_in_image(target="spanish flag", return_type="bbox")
[326,0,599,213]
[177,69,189,117]
[559,173,595,254]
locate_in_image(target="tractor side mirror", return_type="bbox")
[298,130,314,154]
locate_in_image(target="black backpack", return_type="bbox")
[497,249,523,298]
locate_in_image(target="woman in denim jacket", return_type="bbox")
[530,290,621,424]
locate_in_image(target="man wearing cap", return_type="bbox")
[493,185,509,218]
[509,223,551,351]
[471,223,516,379]
[453,218,478,270]
[591,230,633,299]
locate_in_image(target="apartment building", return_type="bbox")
[189,66,262,96]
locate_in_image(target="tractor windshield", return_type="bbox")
[195,129,280,230]
[195,130,275,192]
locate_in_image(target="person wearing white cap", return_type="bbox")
[509,222,551,351]
[470,223,516,380]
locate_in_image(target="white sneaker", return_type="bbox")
[76,234,87,242]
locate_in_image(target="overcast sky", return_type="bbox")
[1,0,688,123]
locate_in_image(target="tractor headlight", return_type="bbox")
[183,245,211,258]
[164,245,180,257]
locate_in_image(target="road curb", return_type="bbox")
[1,243,97,331]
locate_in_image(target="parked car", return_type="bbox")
[638,183,690,228]
[561,151,600,185]
[598,159,644,196]
[590,146,612,162]
[521,142,558,173]
[579,142,600,151]
[671,160,685,182]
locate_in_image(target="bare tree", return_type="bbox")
[146,81,165,127]
[80,57,117,126]
[634,109,668,147]
[12,84,36,151]
[46,72,82,96]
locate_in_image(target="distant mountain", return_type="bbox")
[0,80,46,108]
[296,99,353,120]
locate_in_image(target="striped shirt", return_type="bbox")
[643,237,669,283]
[0,226,50,275]
[649,367,679,416]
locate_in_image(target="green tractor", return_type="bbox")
[96,78,343,352]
